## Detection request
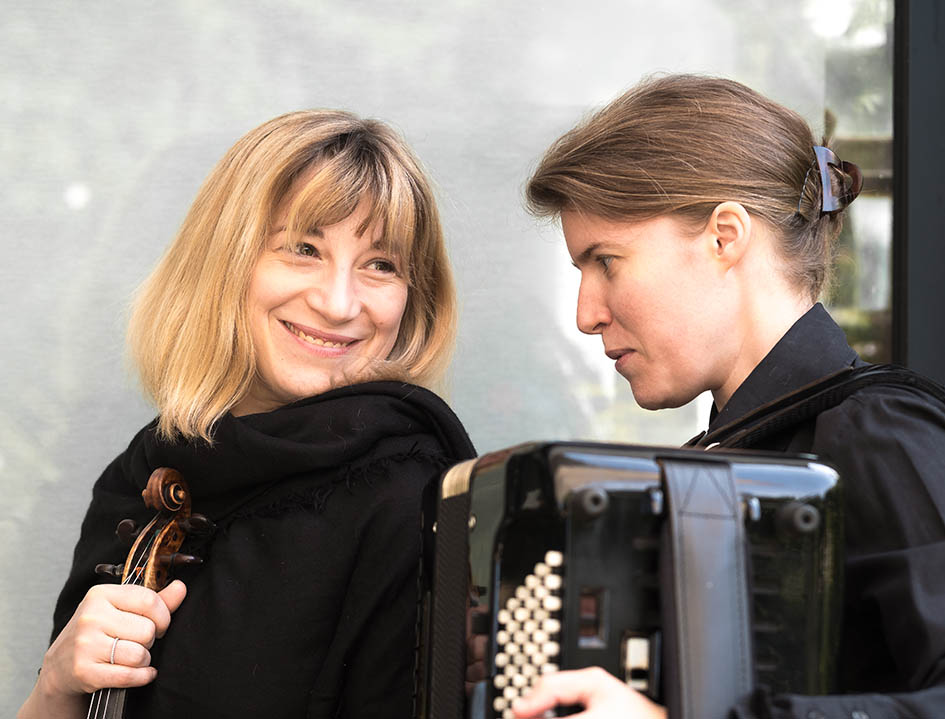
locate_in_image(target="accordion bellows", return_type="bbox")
[417,442,842,719]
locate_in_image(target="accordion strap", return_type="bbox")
[428,460,476,718]
[659,459,754,719]
[693,363,945,449]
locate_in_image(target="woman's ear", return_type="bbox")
[706,201,752,269]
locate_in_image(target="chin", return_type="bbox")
[628,383,692,411]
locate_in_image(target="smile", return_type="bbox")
[282,321,355,349]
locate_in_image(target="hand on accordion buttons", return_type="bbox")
[511,667,666,719]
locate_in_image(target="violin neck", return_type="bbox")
[87,687,127,719]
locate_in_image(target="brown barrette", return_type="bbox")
[798,145,863,215]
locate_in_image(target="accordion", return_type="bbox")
[416,442,842,719]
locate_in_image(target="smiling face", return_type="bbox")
[562,211,741,410]
[233,197,408,416]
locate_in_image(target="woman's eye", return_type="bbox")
[294,242,318,257]
[367,258,398,274]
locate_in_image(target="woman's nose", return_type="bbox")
[575,277,610,335]
[313,269,361,323]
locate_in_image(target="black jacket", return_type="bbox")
[52,381,476,719]
[703,305,945,718]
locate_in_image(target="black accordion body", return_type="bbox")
[417,442,842,719]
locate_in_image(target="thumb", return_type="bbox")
[157,579,187,614]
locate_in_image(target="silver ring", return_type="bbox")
[109,636,120,665]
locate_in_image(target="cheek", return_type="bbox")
[375,287,409,337]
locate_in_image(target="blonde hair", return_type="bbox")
[526,74,857,300]
[128,110,456,441]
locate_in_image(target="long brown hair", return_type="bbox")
[526,74,856,300]
[127,110,456,441]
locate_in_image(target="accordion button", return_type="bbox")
[494,674,508,689]
[545,551,564,567]
[542,595,563,612]
[492,696,507,711]
[495,653,509,667]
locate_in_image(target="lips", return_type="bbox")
[605,347,636,374]
[282,320,357,349]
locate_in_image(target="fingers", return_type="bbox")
[108,637,153,669]
[511,668,618,717]
[81,584,175,648]
[41,582,187,697]
[512,668,666,719]
[156,580,187,637]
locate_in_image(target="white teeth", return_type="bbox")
[285,322,349,348]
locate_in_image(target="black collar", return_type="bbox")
[708,303,859,432]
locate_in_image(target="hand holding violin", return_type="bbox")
[19,468,208,719]
[20,581,187,719]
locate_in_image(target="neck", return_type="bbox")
[712,289,814,412]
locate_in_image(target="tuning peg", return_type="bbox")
[179,514,215,536]
[115,519,140,544]
[157,553,203,569]
[95,563,125,579]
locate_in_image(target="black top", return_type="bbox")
[708,305,945,718]
[51,381,476,719]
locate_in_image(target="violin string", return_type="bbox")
[121,520,162,587]
[88,520,164,718]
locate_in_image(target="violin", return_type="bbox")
[88,467,211,719]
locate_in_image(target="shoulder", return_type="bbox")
[815,379,945,449]
[812,380,945,551]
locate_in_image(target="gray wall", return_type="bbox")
[1,1,890,711]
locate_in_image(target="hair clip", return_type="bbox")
[798,145,863,215]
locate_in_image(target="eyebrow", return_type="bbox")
[275,225,392,251]
[574,242,606,266]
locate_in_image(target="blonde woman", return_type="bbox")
[515,75,945,718]
[19,111,475,719]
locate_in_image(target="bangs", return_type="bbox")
[279,134,422,282]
